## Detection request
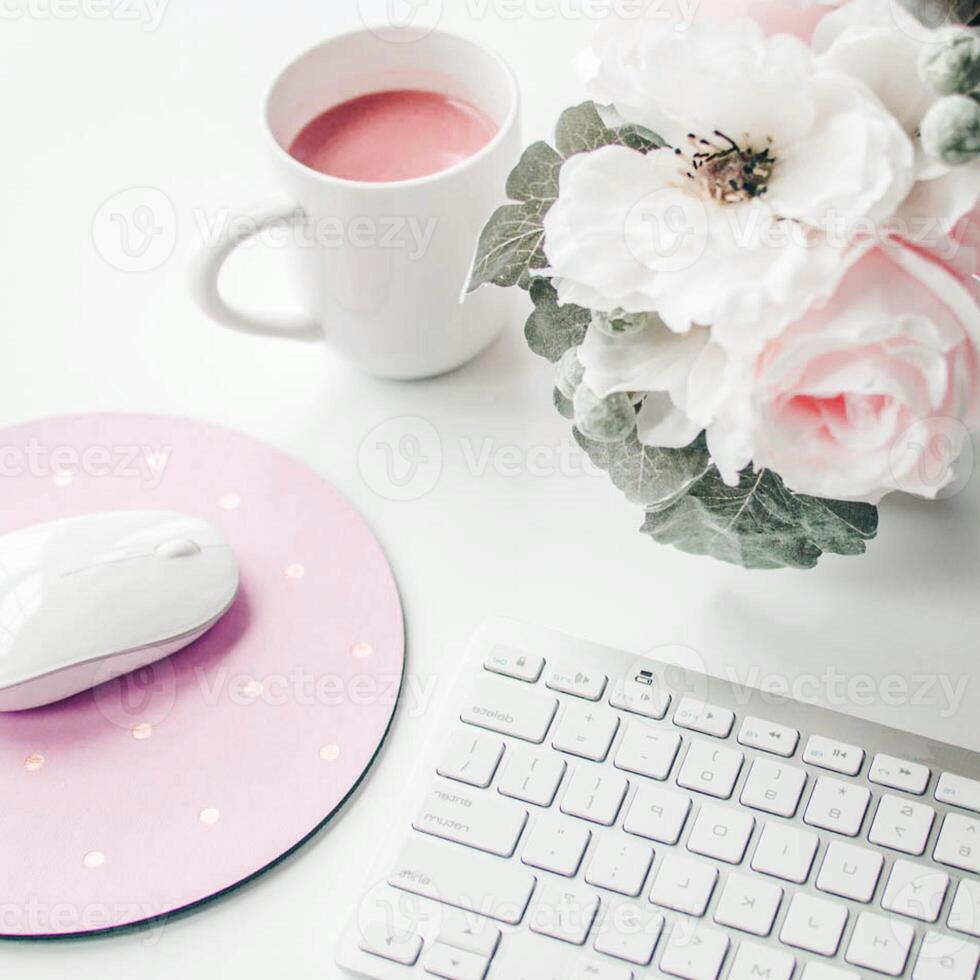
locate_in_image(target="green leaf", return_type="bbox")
[505,141,563,204]
[553,387,575,420]
[468,102,663,292]
[468,201,550,291]
[525,279,591,362]
[575,430,713,510]
[556,103,665,157]
[640,465,879,570]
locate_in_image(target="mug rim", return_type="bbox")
[265,27,521,192]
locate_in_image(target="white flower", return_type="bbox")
[577,311,733,451]
[545,16,915,345]
[543,145,853,351]
[813,0,980,226]
[586,14,914,230]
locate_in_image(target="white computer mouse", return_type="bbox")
[0,511,240,711]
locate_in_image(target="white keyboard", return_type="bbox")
[336,620,980,980]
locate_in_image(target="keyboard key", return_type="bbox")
[498,748,566,807]
[686,804,754,865]
[585,834,654,897]
[461,675,558,743]
[802,966,859,980]
[713,872,782,936]
[934,812,980,873]
[870,753,930,795]
[614,724,681,781]
[389,837,535,925]
[546,665,607,702]
[740,758,807,818]
[729,941,794,980]
[593,901,664,966]
[437,731,505,788]
[869,793,936,855]
[659,921,729,980]
[485,646,544,683]
[845,911,915,976]
[414,786,527,857]
[913,930,980,980]
[648,854,717,917]
[522,815,590,877]
[677,740,744,799]
[816,841,883,903]
[751,821,819,883]
[423,942,490,980]
[949,878,980,937]
[561,768,628,826]
[552,704,620,762]
[935,772,980,813]
[881,860,949,922]
[623,784,691,845]
[572,960,633,980]
[779,893,848,956]
[803,735,864,777]
[436,908,501,958]
[359,918,423,966]
[804,777,870,837]
[609,668,671,720]
[737,717,799,758]
[673,698,734,739]
[529,880,600,945]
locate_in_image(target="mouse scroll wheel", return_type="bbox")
[155,539,202,559]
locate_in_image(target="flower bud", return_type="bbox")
[573,386,636,443]
[555,347,585,400]
[591,308,649,337]
[920,94,980,165]
[918,32,980,97]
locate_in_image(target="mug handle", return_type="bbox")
[189,196,322,341]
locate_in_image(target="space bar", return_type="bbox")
[388,836,536,925]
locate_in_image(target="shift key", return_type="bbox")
[461,674,558,743]
[390,836,536,925]
[414,785,528,856]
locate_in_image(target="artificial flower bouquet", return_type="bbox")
[470,0,979,569]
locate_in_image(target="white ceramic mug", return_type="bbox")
[190,30,522,380]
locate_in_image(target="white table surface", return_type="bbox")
[2,1,978,976]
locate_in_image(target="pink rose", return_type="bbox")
[715,239,980,503]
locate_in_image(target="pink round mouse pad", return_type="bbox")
[0,414,405,937]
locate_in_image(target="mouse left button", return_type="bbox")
[155,539,202,559]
